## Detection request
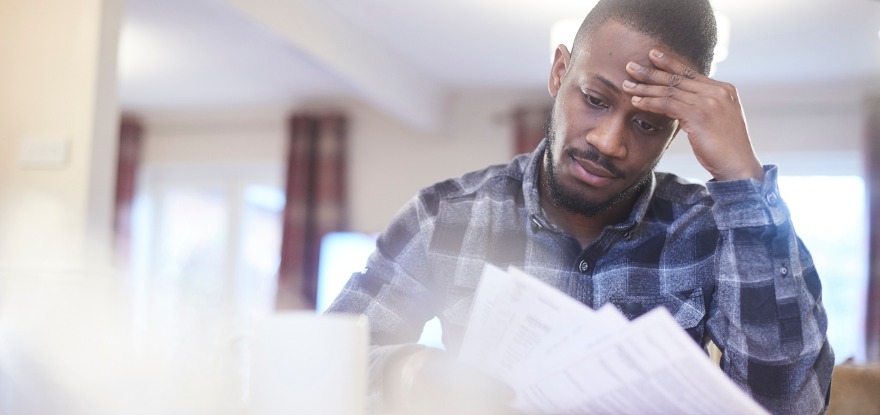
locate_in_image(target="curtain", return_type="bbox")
[513,105,551,156]
[113,116,143,265]
[867,97,880,362]
[277,113,348,310]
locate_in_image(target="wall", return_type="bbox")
[0,0,121,269]
[0,3,131,413]
[346,89,549,232]
[138,90,548,233]
[141,109,288,167]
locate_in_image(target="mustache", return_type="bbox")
[566,146,626,179]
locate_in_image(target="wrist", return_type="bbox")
[712,161,764,182]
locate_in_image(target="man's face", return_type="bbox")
[543,20,686,216]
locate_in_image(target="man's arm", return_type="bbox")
[325,194,441,412]
[622,50,834,413]
[325,193,519,415]
[706,167,834,414]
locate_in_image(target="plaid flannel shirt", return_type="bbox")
[327,139,834,414]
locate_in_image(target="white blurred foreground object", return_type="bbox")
[247,312,368,415]
[0,268,368,415]
[0,268,134,415]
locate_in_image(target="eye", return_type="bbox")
[585,94,609,109]
[634,118,660,133]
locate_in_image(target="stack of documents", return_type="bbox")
[458,264,769,415]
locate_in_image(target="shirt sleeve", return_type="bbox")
[324,193,443,414]
[705,165,835,415]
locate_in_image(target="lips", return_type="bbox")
[570,155,617,187]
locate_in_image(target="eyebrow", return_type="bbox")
[588,73,623,96]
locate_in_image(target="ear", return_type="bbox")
[548,44,571,98]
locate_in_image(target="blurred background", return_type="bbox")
[1,0,879,413]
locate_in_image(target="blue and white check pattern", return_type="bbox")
[328,138,834,415]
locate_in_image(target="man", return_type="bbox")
[327,0,834,413]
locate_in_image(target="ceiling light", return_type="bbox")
[118,21,166,83]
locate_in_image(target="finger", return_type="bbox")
[647,49,709,82]
[629,94,693,121]
[626,59,740,106]
[621,80,700,107]
[646,48,735,94]
[625,61,703,94]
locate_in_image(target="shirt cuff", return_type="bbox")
[706,165,790,230]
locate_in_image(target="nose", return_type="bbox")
[585,116,627,159]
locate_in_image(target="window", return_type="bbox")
[317,232,444,348]
[778,176,867,363]
[131,164,284,344]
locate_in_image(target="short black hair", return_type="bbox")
[571,0,717,75]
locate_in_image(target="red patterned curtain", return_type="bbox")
[867,97,880,362]
[513,105,551,156]
[113,116,143,265]
[277,113,348,310]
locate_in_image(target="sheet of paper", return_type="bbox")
[509,303,628,388]
[458,263,508,351]
[458,264,595,381]
[459,264,770,415]
[514,308,769,415]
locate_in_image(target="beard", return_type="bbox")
[542,104,656,217]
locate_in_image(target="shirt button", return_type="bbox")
[765,191,779,206]
[578,260,590,272]
[780,266,789,276]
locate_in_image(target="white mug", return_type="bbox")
[244,312,368,415]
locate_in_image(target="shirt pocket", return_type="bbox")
[610,287,706,343]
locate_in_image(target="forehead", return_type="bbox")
[572,20,689,78]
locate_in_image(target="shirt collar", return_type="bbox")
[522,138,657,232]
